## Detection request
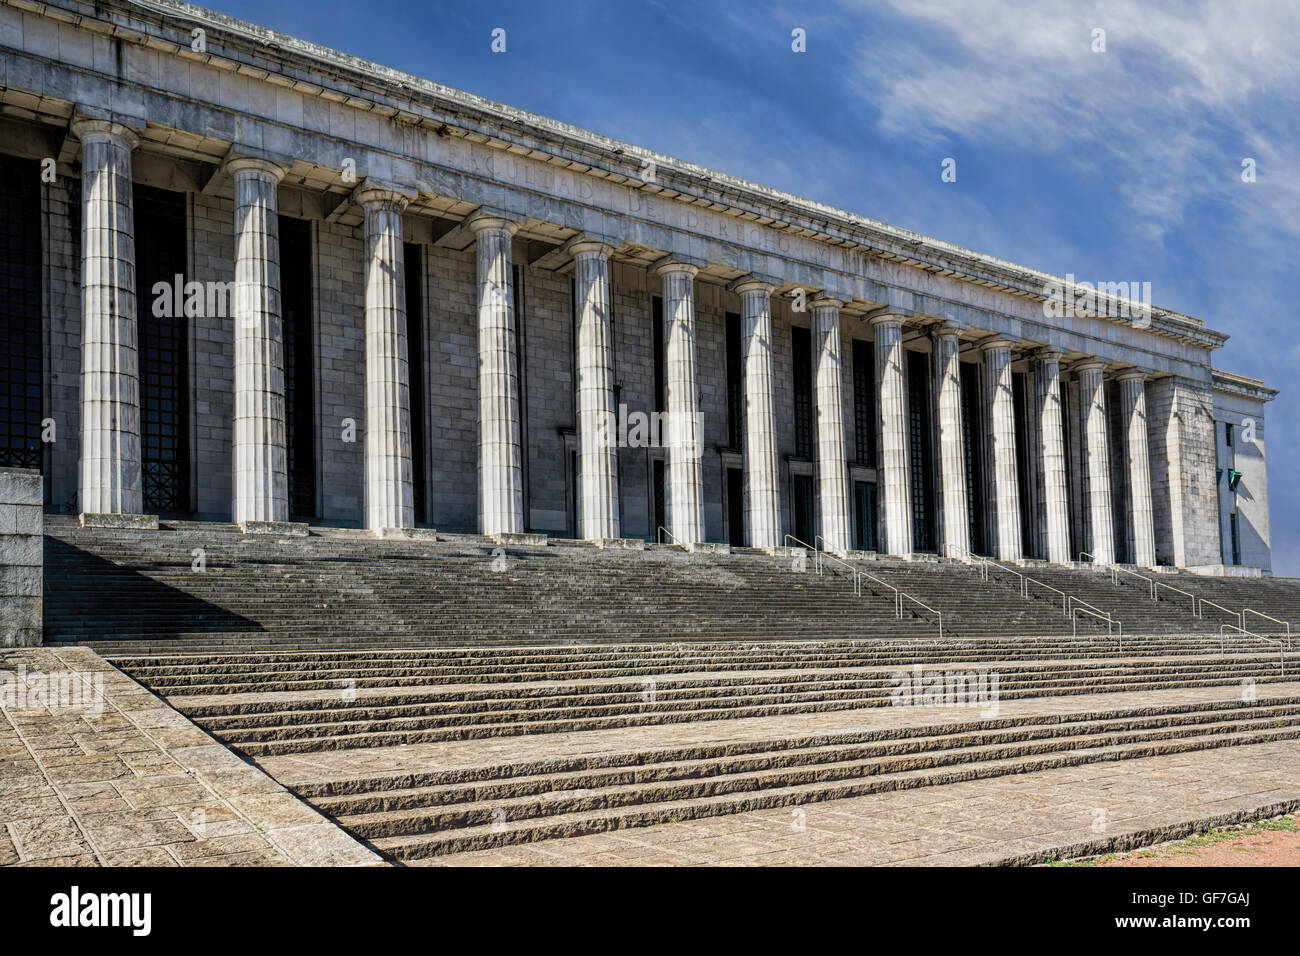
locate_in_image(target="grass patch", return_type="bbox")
[1051,813,1299,865]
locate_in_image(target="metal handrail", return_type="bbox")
[942,543,992,581]
[784,534,942,637]
[1111,563,1155,598]
[1072,605,1122,649]
[1106,562,1198,616]
[1068,594,1112,621]
[898,592,943,640]
[1243,609,1292,645]
[1198,598,1243,628]
[787,534,852,585]
[1024,575,1069,617]
[1220,623,1285,674]
[1153,579,1199,616]
[946,545,1082,621]
[785,533,864,597]
[656,526,682,547]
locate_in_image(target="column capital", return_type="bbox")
[809,295,847,311]
[867,309,906,328]
[929,321,963,340]
[979,337,1014,353]
[653,255,703,277]
[224,155,288,183]
[729,276,777,296]
[1116,368,1149,383]
[354,179,416,209]
[1073,358,1108,374]
[1027,347,1065,363]
[466,212,520,237]
[563,236,614,260]
[70,117,140,150]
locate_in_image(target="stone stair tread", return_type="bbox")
[368,728,1300,857]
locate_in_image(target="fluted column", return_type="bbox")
[1033,350,1072,564]
[812,298,850,553]
[658,261,704,545]
[75,118,143,518]
[230,157,288,525]
[469,215,524,536]
[735,279,780,549]
[358,184,414,533]
[932,324,969,558]
[872,313,911,557]
[1120,371,1157,567]
[983,339,1022,561]
[1077,361,1115,565]
[572,240,619,540]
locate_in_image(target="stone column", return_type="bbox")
[931,324,969,558]
[358,184,414,534]
[1033,350,1072,564]
[1077,361,1115,565]
[812,298,850,554]
[982,339,1022,561]
[872,313,911,557]
[735,279,780,549]
[658,261,704,545]
[1120,371,1157,567]
[572,240,619,540]
[469,215,524,537]
[75,118,144,520]
[230,157,289,527]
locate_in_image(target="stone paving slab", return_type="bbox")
[419,739,1300,866]
[258,680,1300,787]
[0,647,385,867]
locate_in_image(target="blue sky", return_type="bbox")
[210,0,1298,572]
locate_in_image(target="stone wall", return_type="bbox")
[0,468,43,647]
[1212,388,1272,571]
[1148,376,1221,568]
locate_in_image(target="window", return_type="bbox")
[726,466,744,546]
[853,480,877,552]
[405,242,426,523]
[852,340,875,464]
[652,457,665,539]
[960,361,985,555]
[1230,511,1241,565]
[1225,422,1234,447]
[792,326,813,458]
[792,473,814,544]
[652,295,665,414]
[906,350,934,552]
[281,216,316,518]
[726,312,743,448]
[1012,371,1034,557]
[134,184,190,515]
[0,154,43,477]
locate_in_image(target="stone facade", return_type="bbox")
[0,469,43,647]
[0,0,1275,572]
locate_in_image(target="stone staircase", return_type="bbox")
[101,639,1300,863]
[45,518,1093,646]
[50,519,1300,649]
[41,518,1300,865]
[334,696,1300,861]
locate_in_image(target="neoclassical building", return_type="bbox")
[0,0,1276,572]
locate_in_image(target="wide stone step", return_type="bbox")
[311,700,1300,818]
[368,724,1300,860]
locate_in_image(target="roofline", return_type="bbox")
[1213,368,1279,402]
[31,0,1231,347]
